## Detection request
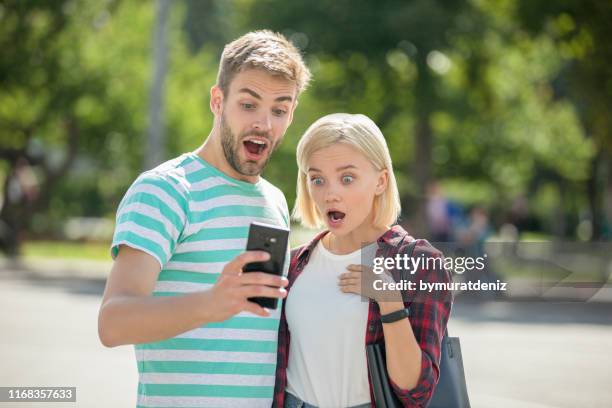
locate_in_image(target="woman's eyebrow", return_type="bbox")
[307,165,357,173]
[336,165,357,171]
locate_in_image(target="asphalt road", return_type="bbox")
[0,269,611,408]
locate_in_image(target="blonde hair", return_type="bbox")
[293,113,401,229]
[217,30,311,96]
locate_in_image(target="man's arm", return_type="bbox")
[98,245,287,347]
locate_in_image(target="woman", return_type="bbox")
[273,113,453,408]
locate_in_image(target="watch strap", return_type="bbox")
[380,308,410,324]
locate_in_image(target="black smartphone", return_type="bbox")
[243,222,290,309]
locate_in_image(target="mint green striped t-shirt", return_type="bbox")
[111,152,290,408]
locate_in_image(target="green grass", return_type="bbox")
[20,230,605,284]
[519,231,554,241]
[492,258,607,283]
[17,226,318,262]
[22,240,110,261]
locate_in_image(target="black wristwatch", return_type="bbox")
[380,308,410,324]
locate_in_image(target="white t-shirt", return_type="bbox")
[285,240,377,408]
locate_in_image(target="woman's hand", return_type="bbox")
[338,264,403,303]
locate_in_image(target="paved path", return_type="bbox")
[0,272,137,407]
[0,267,611,407]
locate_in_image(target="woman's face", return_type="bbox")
[306,143,387,235]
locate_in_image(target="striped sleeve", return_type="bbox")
[275,186,290,228]
[111,172,188,268]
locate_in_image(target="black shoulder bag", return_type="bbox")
[366,239,471,408]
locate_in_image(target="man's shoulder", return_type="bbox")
[141,154,192,181]
[118,155,195,214]
[258,177,288,202]
[132,154,194,193]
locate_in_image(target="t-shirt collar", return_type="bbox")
[296,224,409,264]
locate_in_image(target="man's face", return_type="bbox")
[215,69,297,178]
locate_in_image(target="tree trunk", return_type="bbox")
[604,151,612,239]
[0,118,80,257]
[0,161,21,258]
[409,55,434,237]
[145,0,170,171]
[586,150,604,241]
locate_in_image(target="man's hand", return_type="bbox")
[98,246,287,347]
[207,250,288,320]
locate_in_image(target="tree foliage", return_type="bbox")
[0,0,609,254]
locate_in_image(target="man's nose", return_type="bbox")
[252,112,272,133]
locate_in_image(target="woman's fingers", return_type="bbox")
[339,283,360,293]
[338,278,360,286]
[338,266,370,294]
[339,271,361,294]
[339,271,361,280]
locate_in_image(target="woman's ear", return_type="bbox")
[375,169,389,195]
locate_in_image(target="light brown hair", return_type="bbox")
[217,30,311,96]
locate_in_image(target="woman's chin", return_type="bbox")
[326,221,357,236]
[326,218,345,230]
[325,214,379,238]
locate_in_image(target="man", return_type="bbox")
[98,30,311,408]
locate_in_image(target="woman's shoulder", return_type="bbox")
[383,225,444,258]
[391,235,451,278]
[290,244,308,264]
[408,238,445,259]
[289,231,329,264]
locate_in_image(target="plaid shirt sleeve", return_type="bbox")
[272,301,289,408]
[272,246,304,408]
[387,239,454,407]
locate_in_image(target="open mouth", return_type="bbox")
[327,210,346,225]
[243,138,269,160]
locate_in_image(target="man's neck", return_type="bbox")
[195,130,260,184]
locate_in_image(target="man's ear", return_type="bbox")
[375,169,389,195]
[210,85,224,116]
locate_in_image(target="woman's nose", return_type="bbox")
[324,188,341,203]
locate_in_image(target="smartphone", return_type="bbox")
[243,222,290,309]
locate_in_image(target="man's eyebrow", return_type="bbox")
[307,165,357,172]
[238,88,261,100]
[275,95,293,103]
[238,88,293,103]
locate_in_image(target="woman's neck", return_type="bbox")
[323,224,389,255]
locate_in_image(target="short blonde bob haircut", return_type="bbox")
[292,113,401,229]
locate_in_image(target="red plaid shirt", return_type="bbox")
[273,225,453,408]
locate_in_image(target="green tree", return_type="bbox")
[0,0,121,255]
[516,0,612,239]
[234,0,477,234]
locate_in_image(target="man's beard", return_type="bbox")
[220,113,277,177]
